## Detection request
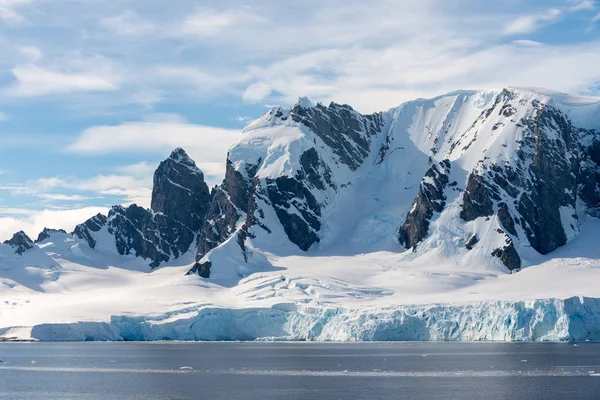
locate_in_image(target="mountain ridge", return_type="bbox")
[3,86,600,279]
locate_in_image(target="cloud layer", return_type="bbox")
[0,0,599,234]
[0,207,109,242]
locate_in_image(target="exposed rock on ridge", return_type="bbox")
[3,231,34,255]
[399,160,451,249]
[151,148,210,231]
[72,149,211,268]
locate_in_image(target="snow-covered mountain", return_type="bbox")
[3,87,600,342]
[191,87,600,278]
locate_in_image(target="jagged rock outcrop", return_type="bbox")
[290,101,383,170]
[195,158,255,263]
[103,149,210,268]
[577,135,600,215]
[187,260,211,278]
[35,228,67,243]
[456,95,598,269]
[460,173,493,222]
[4,231,34,255]
[264,175,321,251]
[73,214,108,249]
[189,100,381,276]
[492,239,521,271]
[399,160,451,249]
[106,205,195,268]
[151,148,210,231]
[70,149,211,268]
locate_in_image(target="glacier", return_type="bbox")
[2,297,600,342]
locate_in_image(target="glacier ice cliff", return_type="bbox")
[3,297,600,342]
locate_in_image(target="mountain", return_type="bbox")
[2,87,600,342]
[189,87,600,278]
[73,148,210,268]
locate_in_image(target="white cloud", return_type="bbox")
[6,64,118,97]
[0,112,7,121]
[0,207,109,242]
[181,8,265,38]
[242,82,272,103]
[155,66,247,98]
[570,0,595,11]
[0,0,34,24]
[593,12,600,22]
[117,161,156,178]
[0,172,152,207]
[17,45,43,62]
[512,40,544,47]
[504,8,562,35]
[240,37,600,113]
[34,174,152,207]
[38,194,92,201]
[66,119,241,183]
[100,10,155,36]
[233,116,253,123]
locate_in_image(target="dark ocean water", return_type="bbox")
[0,342,599,399]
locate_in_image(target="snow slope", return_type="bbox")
[2,87,600,341]
[3,216,600,341]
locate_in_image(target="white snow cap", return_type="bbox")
[297,96,315,109]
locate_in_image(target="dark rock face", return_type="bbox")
[35,228,67,243]
[188,100,385,277]
[195,187,242,261]
[70,149,212,269]
[460,173,493,222]
[151,148,210,232]
[73,213,108,249]
[465,234,479,250]
[514,106,576,254]
[460,98,588,268]
[4,231,34,255]
[191,144,335,276]
[194,159,257,266]
[257,147,336,252]
[399,160,451,249]
[264,175,321,251]
[497,202,517,237]
[491,238,521,271]
[107,205,194,268]
[298,148,335,191]
[187,261,211,278]
[576,134,600,216]
[290,102,383,170]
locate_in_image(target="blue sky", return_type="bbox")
[0,0,599,240]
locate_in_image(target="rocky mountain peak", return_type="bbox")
[151,147,211,232]
[73,213,108,249]
[167,148,204,177]
[296,96,315,109]
[35,228,67,243]
[4,231,34,255]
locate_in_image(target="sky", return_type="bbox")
[0,0,599,241]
